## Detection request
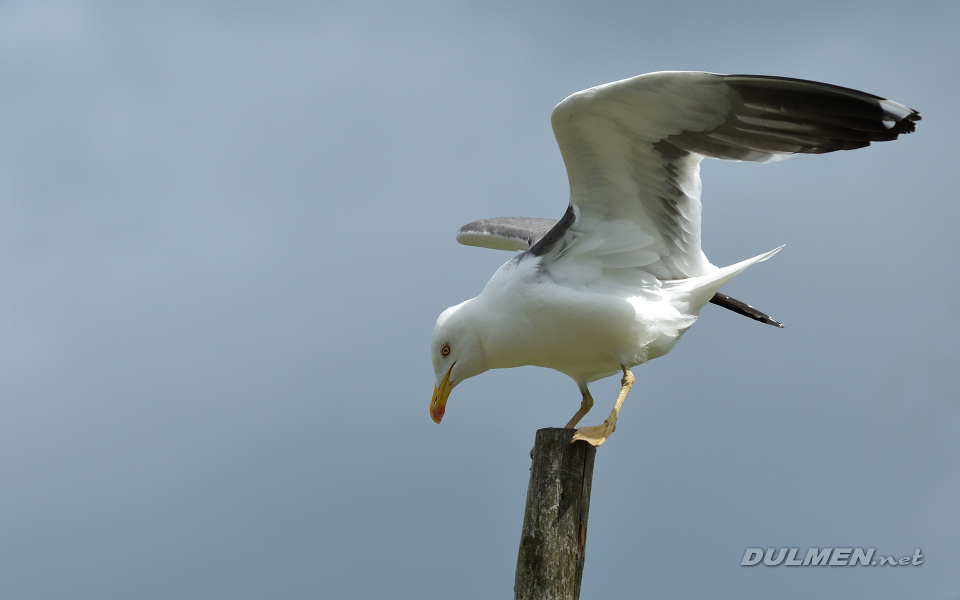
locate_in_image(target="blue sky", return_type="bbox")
[0,1,957,598]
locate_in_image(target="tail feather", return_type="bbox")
[663,245,783,316]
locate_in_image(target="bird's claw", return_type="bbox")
[572,421,616,447]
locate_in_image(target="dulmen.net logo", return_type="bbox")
[741,548,923,567]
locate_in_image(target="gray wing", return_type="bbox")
[539,71,920,281]
[456,217,559,251]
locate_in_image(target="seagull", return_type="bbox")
[429,71,919,447]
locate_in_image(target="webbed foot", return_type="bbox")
[572,420,616,447]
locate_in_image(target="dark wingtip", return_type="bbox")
[709,292,785,329]
[895,111,921,134]
[751,312,785,328]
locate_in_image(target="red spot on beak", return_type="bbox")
[431,402,445,423]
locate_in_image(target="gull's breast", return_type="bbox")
[475,262,683,380]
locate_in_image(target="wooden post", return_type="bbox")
[515,427,597,600]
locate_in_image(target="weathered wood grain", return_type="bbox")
[515,428,596,600]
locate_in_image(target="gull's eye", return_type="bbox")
[441,344,451,357]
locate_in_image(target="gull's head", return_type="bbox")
[430,300,487,424]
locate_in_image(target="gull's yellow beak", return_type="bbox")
[430,363,454,424]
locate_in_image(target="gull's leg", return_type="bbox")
[563,386,594,429]
[571,367,635,447]
[530,387,595,458]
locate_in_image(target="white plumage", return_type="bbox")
[429,71,919,446]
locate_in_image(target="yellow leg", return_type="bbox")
[572,367,635,447]
[563,387,594,429]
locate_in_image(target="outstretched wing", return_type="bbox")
[536,71,920,283]
[456,217,559,251]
